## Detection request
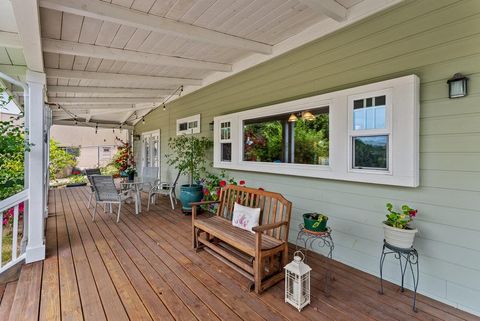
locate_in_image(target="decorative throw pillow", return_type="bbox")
[232,202,261,233]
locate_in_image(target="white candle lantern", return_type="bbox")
[284,251,311,311]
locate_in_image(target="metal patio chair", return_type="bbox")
[85,168,101,208]
[91,175,138,223]
[147,171,181,210]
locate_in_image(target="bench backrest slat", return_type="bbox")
[216,185,292,241]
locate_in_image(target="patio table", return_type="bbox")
[121,178,149,214]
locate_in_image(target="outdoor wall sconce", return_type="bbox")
[209,121,214,131]
[447,73,468,98]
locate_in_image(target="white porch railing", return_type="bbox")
[0,189,29,273]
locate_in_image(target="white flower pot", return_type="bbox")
[383,222,418,249]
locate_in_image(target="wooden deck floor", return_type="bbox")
[0,187,478,321]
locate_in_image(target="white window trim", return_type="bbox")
[347,88,393,174]
[176,114,201,135]
[213,75,419,187]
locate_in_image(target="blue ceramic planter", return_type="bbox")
[179,184,203,213]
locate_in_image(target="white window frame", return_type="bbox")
[176,114,201,135]
[213,75,419,187]
[347,89,393,174]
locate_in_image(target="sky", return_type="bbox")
[0,91,21,115]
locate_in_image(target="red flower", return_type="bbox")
[409,210,417,217]
[219,180,227,187]
[239,180,246,186]
[204,190,209,196]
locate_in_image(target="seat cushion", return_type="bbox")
[194,216,283,256]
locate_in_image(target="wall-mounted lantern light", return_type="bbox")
[447,73,468,98]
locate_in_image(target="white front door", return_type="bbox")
[141,130,160,175]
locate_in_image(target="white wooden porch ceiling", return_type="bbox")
[0,0,402,128]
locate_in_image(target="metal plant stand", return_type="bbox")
[295,224,335,295]
[379,240,419,312]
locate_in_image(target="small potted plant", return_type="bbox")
[166,135,212,213]
[383,203,418,248]
[303,213,328,232]
[114,138,136,180]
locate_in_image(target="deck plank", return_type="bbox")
[18,187,477,321]
[59,189,108,321]
[39,192,60,321]
[0,281,17,320]
[62,189,153,321]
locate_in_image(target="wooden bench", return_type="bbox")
[192,185,292,294]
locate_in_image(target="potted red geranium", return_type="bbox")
[383,203,418,248]
[200,171,245,213]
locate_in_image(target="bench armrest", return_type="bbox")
[190,200,221,207]
[252,221,288,233]
[191,200,221,219]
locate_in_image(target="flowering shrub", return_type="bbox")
[113,138,136,176]
[3,202,24,227]
[200,171,246,212]
[385,203,417,229]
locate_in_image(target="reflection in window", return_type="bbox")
[353,135,388,170]
[243,107,329,165]
[353,95,386,130]
[221,143,231,162]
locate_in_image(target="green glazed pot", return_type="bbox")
[303,213,328,232]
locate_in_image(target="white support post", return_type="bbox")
[25,70,46,263]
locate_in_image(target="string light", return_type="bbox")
[74,117,78,125]
[142,117,145,124]
[113,128,115,133]
[95,123,98,134]
[163,103,166,111]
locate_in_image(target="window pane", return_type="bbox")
[353,135,388,170]
[294,113,329,165]
[179,123,187,131]
[365,108,375,129]
[354,109,364,130]
[375,95,386,106]
[243,119,283,162]
[375,106,386,129]
[353,99,364,109]
[221,122,230,140]
[243,107,329,164]
[221,143,231,162]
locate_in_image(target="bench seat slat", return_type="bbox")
[194,216,283,256]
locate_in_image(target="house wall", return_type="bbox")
[134,0,480,314]
[50,125,128,169]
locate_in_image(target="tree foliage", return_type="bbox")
[166,135,212,185]
[0,88,29,200]
[49,139,76,181]
[243,114,329,164]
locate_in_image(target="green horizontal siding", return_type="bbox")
[135,0,480,314]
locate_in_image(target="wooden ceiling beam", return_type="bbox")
[10,0,44,72]
[39,0,272,54]
[0,31,22,49]
[47,85,171,96]
[48,97,163,104]
[42,38,231,72]
[54,119,133,130]
[298,0,347,22]
[45,68,202,86]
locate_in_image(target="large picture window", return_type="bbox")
[213,75,419,187]
[243,107,329,165]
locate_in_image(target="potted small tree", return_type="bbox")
[383,203,418,248]
[166,135,212,213]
